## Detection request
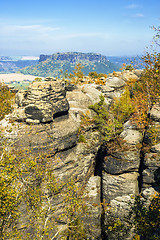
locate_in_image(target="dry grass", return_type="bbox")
[0,73,44,83]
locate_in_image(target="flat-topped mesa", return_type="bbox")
[15,77,69,123]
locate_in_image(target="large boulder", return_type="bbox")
[103,150,140,174]
[15,90,27,107]
[13,113,79,154]
[151,143,160,153]
[106,76,126,89]
[120,129,143,145]
[150,103,160,122]
[15,78,69,123]
[142,151,160,189]
[121,71,139,82]
[102,171,139,203]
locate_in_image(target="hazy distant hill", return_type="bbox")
[19,52,120,77]
[107,56,143,69]
[39,52,108,63]
[0,53,142,76]
[0,60,38,73]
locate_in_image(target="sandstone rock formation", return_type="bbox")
[0,71,159,239]
[15,78,69,123]
[142,103,160,191]
[1,77,102,239]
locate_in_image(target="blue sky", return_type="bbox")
[0,0,159,56]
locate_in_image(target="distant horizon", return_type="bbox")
[0,51,143,58]
[0,0,159,56]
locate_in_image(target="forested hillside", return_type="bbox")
[0,60,38,73]
[19,52,120,77]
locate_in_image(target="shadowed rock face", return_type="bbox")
[103,150,140,175]
[25,105,43,121]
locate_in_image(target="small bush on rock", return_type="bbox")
[89,90,133,142]
[129,194,160,240]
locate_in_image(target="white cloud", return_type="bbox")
[132,13,144,18]
[0,24,60,37]
[51,32,103,40]
[125,4,142,9]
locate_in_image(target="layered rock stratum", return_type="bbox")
[0,70,159,239]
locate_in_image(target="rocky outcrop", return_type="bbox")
[103,151,140,175]
[15,78,69,123]
[39,52,109,64]
[1,77,102,239]
[142,103,160,191]
[121,70,139,81]
[103,172,139,203]
[150,102,160,122]
[102,138,142,234]
[96,76,126,101]
[1,71,159,239]
[143,151,160,189]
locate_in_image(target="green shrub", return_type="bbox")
[78,134,87,143]
[89,91,133,142]
[0,84,15,121]
[129,194,160,240]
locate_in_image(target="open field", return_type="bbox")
[0,73,43,83]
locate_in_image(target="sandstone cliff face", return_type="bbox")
[39,52,108,64]
[142,103,160,193]
[1,77,103,239]
[0,71,159,239]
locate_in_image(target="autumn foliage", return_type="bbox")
[0,84,15,121]
[129,53,160,128]
[129,194,160,240]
